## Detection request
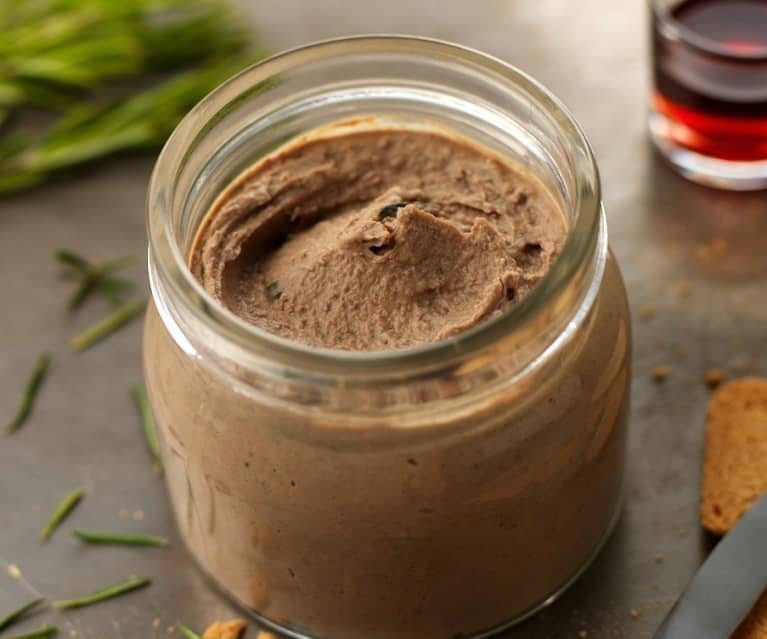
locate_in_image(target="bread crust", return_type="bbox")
[700,378,767,536]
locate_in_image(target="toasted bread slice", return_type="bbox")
[700,378,767,536]
[732,589,767,639]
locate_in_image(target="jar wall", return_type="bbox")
[142,253,630,639]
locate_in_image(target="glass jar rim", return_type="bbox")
[147,35,602,377]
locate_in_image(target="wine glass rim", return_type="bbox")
[653,1,767,61]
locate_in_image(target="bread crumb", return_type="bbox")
[697,239,730,260]
[166,625,175,634]
[677,280,692,298]
[655,553,664,563]
[712,239,730,255]
[68,631,78,638]
[202,620,247,639]
[702,369,727,389]
[630,608,641,618]
[578,631,589,638]
[652,366,672,383]
[257,632,278,639]
[133,509,144,521]
[7,564,21,579]
[152,619,161,629]
[639,304,656,320]
[119,508,130,519]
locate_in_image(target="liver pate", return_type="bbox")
[190,120,567,350]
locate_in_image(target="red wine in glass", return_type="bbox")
[651,0,767,186]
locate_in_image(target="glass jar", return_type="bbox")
[145,36,631,639]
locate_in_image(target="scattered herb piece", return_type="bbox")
[73,529,168,547]
[0,0,259,194]
[651,365,672,384]
[55,250,90,270]
[131,384,162,473]
[5,352,50,434]
[378,202,408,219]
[0,0,249,108]
[265,282,282,300]
[1,625,58,639]
[0,598,45,633]
[53,576,150,610]
[180,625,202,639]
[70,299,144,352]
[41,488,84,541]
[0,58,264,194]
[55,249,135,309]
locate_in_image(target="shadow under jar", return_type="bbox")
[144,37,631,639]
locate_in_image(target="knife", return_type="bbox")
[654,492,767,639]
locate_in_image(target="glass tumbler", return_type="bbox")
[650,0,767,190]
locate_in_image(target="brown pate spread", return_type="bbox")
[190,119,567,350]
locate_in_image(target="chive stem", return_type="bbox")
[73,529,168,547]
[70,299,144,352]
[131,384,162,473]
[53,576,150,610]
[1,625,58,639]
[40,488,84,541]
[0,598,45,632]
[67,274,98,310]
[55,250,90,270]
[265,281,281,300]
[100,255,135,273]
[179,625,202,639]
[56,250,135,309]
[6,353,50,434]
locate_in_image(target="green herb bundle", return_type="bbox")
[0,0,264,193]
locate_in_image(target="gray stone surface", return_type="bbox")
[1,1,766,638]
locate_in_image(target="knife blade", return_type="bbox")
[654,492,767,639]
